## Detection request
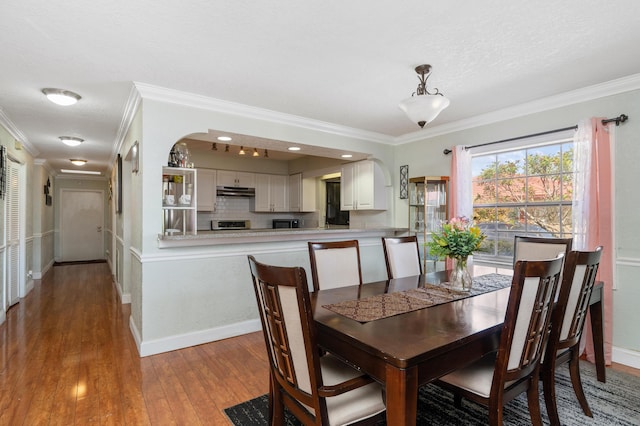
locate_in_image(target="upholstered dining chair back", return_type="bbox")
[437,255,564,426]
[247,256,386,425]
[308,240,363,292]
[542,246,603,426]
[513,236,573,266]
[381,236,422,279]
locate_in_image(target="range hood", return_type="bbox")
[216,186,256,197]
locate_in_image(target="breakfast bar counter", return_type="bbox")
[157,227,408,248]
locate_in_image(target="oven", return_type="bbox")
[211,220,251,230]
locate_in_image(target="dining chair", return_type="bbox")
[435,255,564,426]
[513,235,573,266]
[381,236,422,279]
[308,240,363,292]
[247,256,386,426]
[542,247,603,426]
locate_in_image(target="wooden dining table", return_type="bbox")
[311,271,605,425]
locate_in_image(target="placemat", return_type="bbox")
[323,273,512,323]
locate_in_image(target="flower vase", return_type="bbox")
[450,256,472,292]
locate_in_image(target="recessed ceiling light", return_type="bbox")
[42,88,81,106]
[70,159,87,166]
[61,169,101,175]
[59,136,84,146]
[341,154,353,158]
[288,146,301,151]
[217,136,232,141]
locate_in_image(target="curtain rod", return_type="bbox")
[443,114,628,155]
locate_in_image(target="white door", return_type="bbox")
[6,160,21,307]
[60,190,105,261]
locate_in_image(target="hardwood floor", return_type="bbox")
[0,263,269,425]
[1,262,638,425]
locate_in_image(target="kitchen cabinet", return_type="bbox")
[409,176,449,273]
[340,160,386,210]
[289,173,317,212]
[196,169,217,211]
[217,170,255,188]
[253,174,289,212]
[162,167,197,236]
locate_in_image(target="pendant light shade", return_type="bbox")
[398,64,449,128]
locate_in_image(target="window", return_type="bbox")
[472,138,574,265]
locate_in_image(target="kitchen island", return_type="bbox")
[157,227,408,248]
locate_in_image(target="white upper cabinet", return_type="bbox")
[253,174,289,212]
[340,160,386,210]
[217,170,256,188]
[289,173,317,212]
[196,169,217,211]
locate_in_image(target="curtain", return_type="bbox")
[449,145,473,270]
[572,117,614,365]
[449,145,473,219]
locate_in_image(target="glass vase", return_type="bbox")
[450,256,472,292]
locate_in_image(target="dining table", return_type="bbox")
[311,271,606,425]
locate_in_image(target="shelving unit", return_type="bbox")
[162,167,197,236]
[408,176,449,273]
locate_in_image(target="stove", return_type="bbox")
[211,220,251,230]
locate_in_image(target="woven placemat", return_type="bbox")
[323,273,512,323]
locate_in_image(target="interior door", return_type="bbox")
[60,190,104,262]
[6,160,21,307]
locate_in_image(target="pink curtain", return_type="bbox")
[577,118,614,365]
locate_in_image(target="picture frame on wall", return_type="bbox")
[115,154,123,213]
[399,165,409,199]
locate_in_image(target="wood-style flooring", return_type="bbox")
[1,262,638,425]
[0,263,269,425]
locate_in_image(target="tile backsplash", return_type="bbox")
[197,196,319,230]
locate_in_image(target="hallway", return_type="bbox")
[0,263,269,425]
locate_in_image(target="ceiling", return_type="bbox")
[1,1,640,176]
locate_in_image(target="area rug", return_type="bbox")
[224,361,640,425]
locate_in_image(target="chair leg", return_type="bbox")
[488,401,503,426]
[271,378,285,426]
[527,376,543,426]
[453,393,462,408]
[542,359,562,426]
[568,349,593,417]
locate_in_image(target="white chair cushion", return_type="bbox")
[314,247,361,290]
[388,242,421,278]
[439,353,515,398]
[307,355,385,426]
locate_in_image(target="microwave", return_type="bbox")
[272,219,300,229]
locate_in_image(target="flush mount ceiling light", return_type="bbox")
[288,146,301,151]
[61,169,101,175]
[59,136,84,146]
[398,64,450,128]
[341,154,353,158]
[42,88,81,106]
[70,159,87,166]
[217,136,232,142]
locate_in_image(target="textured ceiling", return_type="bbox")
[1,1,640,175]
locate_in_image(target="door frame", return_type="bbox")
[3,157,26,310]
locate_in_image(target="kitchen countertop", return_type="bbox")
[157,227,409,248]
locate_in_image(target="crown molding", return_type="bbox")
[395,73,640,145]
[110,83,142,170]
[133,82,394,145]
[0,107,39,156]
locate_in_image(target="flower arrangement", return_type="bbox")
[427,216,486,261]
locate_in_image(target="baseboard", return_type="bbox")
[32,259,55,280]
[112,278,131,304]
[612,346,640,369]
[136,319,262,357]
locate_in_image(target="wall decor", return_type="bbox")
[115,154,123,213]
[131,141,139,174]
[400,165,409,199]
[45,194,52,206]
